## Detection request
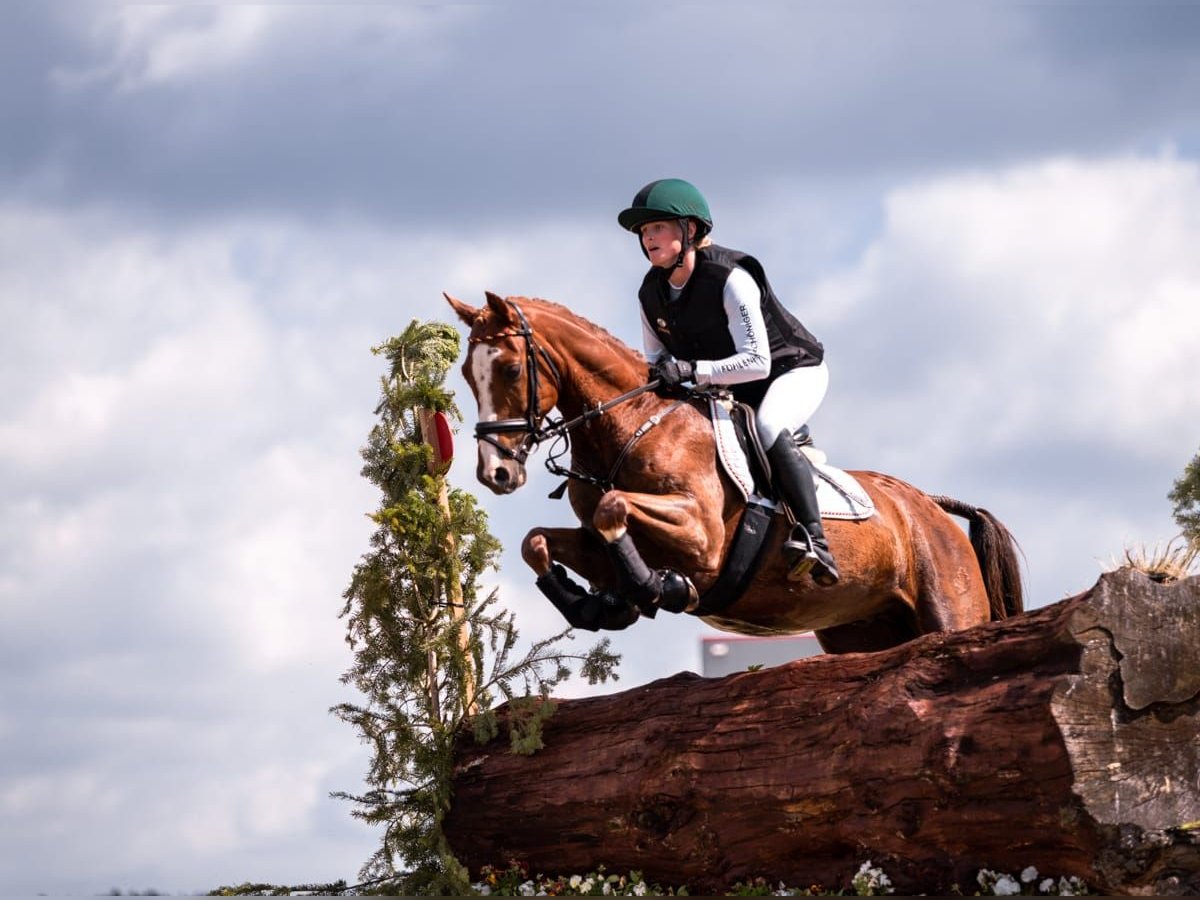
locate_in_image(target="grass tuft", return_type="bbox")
[1109,536,1199,584]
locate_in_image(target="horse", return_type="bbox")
[445,291,1024,654]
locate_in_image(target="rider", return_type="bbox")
[618,178,838,586]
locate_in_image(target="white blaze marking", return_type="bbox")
[470,343,504,472]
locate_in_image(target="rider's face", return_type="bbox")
[639,219,691,268]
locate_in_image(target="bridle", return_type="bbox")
[469,299,678,494]
[470,301,562,465]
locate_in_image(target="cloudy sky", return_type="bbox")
[3,1,1199,894]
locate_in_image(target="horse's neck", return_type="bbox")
[557,349,679,479]
[531,305,666,465]
[554,346,644,421]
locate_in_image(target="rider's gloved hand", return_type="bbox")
[651,357,696,387]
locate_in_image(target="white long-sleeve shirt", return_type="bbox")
[640,266,771,386]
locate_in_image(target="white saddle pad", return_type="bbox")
[709,398,875,522]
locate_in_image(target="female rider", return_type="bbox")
[618,178,838,586]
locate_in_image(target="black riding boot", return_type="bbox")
[766,432,840,586]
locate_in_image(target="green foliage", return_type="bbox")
[332,319,620,895]
[1169,447,1200,548]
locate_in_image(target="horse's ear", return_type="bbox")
[444,292,479,325]
[484,290,516,325]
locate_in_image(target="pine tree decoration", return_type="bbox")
[333,320,619,895]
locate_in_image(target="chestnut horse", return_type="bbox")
[446,291,1023,654]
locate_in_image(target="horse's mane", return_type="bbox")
[521,296,646,364]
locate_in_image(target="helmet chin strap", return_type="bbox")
[674,218,691,269]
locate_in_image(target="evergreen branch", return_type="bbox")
[332,319,620,893]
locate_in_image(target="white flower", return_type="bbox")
[993,873,1021,895]
[602,883,612,896]
[519,879,536,896]
[1021,866,1038,884]
[1039,879,1055,893]
[1057,875,1087,896]
[632,882,647,896]
[852,860,894,895]
[581,878,594,893]
[570,875,583,889]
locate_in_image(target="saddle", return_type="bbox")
[692,395,874,617]
[708,396,875,520]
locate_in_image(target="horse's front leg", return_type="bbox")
[520,526,616,584]
[592,490,723,615]
[521,527,640,632]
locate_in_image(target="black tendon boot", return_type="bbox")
[535,564,640,631]
[766,432,840,586]
[606,533,699,615]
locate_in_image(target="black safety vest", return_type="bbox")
[638,244,823,406]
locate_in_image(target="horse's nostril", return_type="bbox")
[493,467,510,485]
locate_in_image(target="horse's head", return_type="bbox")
[445,291,562,495]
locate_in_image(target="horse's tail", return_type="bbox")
[932,495,1025,620]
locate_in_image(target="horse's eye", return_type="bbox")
[503,363,522,382]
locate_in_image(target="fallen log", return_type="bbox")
[445,569,1200,895]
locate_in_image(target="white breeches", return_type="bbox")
[754,362,829,447]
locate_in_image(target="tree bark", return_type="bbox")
[444,569,1200,895]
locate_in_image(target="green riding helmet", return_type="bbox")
[617,178,713,239]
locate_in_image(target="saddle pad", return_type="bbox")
[710,399,758,499]
[812,462,876,521]
[709,398,875,522]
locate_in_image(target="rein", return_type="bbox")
[470,299,683,496]
[543,398,688,499]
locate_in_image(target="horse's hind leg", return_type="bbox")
[815,604,919,654]
[912,518,992,634]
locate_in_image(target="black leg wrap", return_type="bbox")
[605,533,697,616]
[535,564,639,632]
[605,533,662,604]
[656,569,699,614]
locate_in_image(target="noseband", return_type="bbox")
[470,300,563,464]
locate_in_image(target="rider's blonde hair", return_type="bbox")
[687,217,712,249]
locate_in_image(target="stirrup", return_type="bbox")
[783,527,839,586]
[787,553,816,582]
[783,527,816,582]
[809,555,839,588]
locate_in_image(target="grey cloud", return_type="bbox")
[3,4,1200,893]
[0,3,88,178]
[6,3,1200,225]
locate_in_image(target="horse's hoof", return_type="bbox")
[521,532,552,576]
